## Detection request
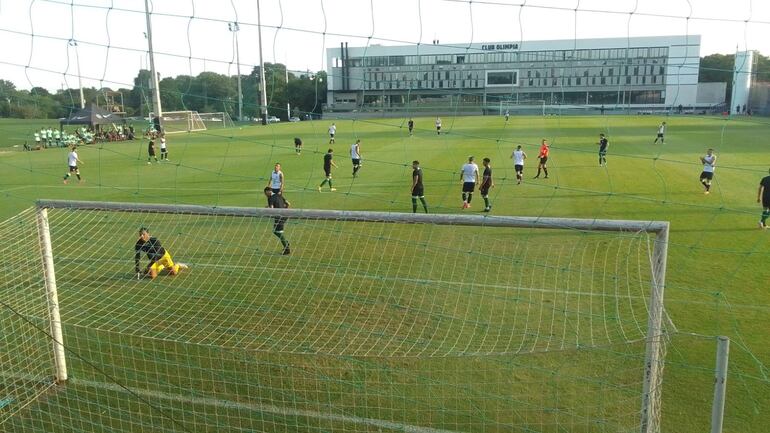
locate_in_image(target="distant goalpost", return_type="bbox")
[160,111,234,134]
[3,199,673,433]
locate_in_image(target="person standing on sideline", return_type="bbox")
[597,133,609,166]
[159,134,168,161]
[328,123,336,144]
[268,163,284,195]
[533,139,550,179]
[435,117,442,135]
[511,145,527,185]
[699,149,717,195]
[411,160,428,213]
[294,137,303,155]
[653,121,666,144]
[757,169,770,229]
[480,158,495,212]
[318,149,338,192]
[408,118,414,136]
[264,187,291,255]
[350,139,362,177]
[147,139,158,164]
[63,146,84,184]
[460,156,480,209]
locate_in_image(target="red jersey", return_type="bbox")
[538,144,549,158]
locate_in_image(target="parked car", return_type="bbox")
[288,117,300,122]
[267,116,281,123]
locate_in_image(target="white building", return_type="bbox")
[326,35,702,112]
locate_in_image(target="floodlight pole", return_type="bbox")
[285,65,291,119]
[144,0,163,121]
[256,0,268,125]
[229,22,243,122]
[69,40,85,109]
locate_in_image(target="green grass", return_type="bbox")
[1,115,770,432]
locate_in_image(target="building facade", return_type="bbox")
[326,35,701,111]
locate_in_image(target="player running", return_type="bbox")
[598,133,609,166]
[328,123,337,144]
[758,169,770,229]
[318,149,338,192]
[411,160,428,213]
[351,139,362,177]
[134,227,188,280]
[268,163,284,195]
[264,187,291,255]
[653,121,666,144]
[63,146,84,184]
[408,118,414,136]
[480,157,495,212]
[435,117,442,135]
[511,145,526,185]
[533,139,550,179]
[699,149,717,195]
[460,156,480,209]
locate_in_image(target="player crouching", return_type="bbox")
[134,227,188,279]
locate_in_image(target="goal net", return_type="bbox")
[160,110,207,134]
[198,112,236,129]
[2,200,670,433]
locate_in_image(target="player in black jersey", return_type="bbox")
[264,187,291,254]
[480,158,494,212]
[407,119,414,136]
[597,133,609,166]
[758,169,770,229]
[411,160,428,213]
[318,149,338,192]
[294,137,303,155]
[134,227,187,279]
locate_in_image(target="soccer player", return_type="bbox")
[533,139,550,179]
[268,163,284,195]
[504,110,510,122]
[264,187,291,255]
[147,139,158,164]
[653,121,666,144]
[411,160,428,213]
[460,156,480,209]
[318,148,338,192]
[134,227,188,280]
[350,139,362,177]
[435,117,442,135]
[511,145,527,185]
[699,149,716,194]
[328,123,336,144]
[294,137,303,155]
[408,118,414,136]
[480,157,495,212]
[598,133,609,166]
[757,169,770,229]
[159,134,168,161]
[63,146,83,184]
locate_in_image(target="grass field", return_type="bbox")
[1,114,770,432]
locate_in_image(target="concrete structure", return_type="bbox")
[731,50,754,115]
[326,35,702,113]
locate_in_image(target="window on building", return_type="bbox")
[592,77,596,85]
[659,66,665,75]
[457,56,465,64]
[626,76,631,85]
[633,66,639,76]
[486,71,518,86]
[576,77,581,85]
[601,77,606,85]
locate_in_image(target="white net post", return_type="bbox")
[710,336,730,433]
[35,207,68,384]
[640,225,670,433]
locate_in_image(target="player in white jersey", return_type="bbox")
[459,156,480,209]
[328,123,336,144]
[350,139,362,177]
[504,110,510,122]
[63,146,83,184]
[267,163,284,195]
[159,134,168,161]
[699,149,716,194]
[653,121,666,144]
[510,145,527,185]
[435,117,442,135]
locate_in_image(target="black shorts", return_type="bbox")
[329,134,335,139]
[436,126,441,131]
[352,158,360,166]
[324,168,332,177]
[68,165,78,173]
[273,217,286,233]
[160,148,167,153]
[599,150,607,156]
[148,150,156,156]
[514,164,524,172]
[462,182,475,193]
[480,187,490,196]
[700,171,713,180]
[763,198,770,208]
[539,156,548,165]
[271,188,281,195]
[657,133,664,138]
[412,187,424,197]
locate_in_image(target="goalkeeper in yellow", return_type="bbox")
[134,227,188,279]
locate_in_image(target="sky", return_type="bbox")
[0,0,769,92]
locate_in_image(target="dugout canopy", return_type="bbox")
[59,104,123,128]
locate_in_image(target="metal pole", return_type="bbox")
[256,0,268,125]
[229,22,243,122]
[144,0,163,121]
[640,224,669,433]
[36,208,68,383]
[711,336,730,433]
[285,65,291,119]
[69,40,85,109]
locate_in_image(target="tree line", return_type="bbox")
[0,63,327,120]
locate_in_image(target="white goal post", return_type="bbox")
[160,110,207,134]
[0,200,664,433]
[197,112,235,128]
